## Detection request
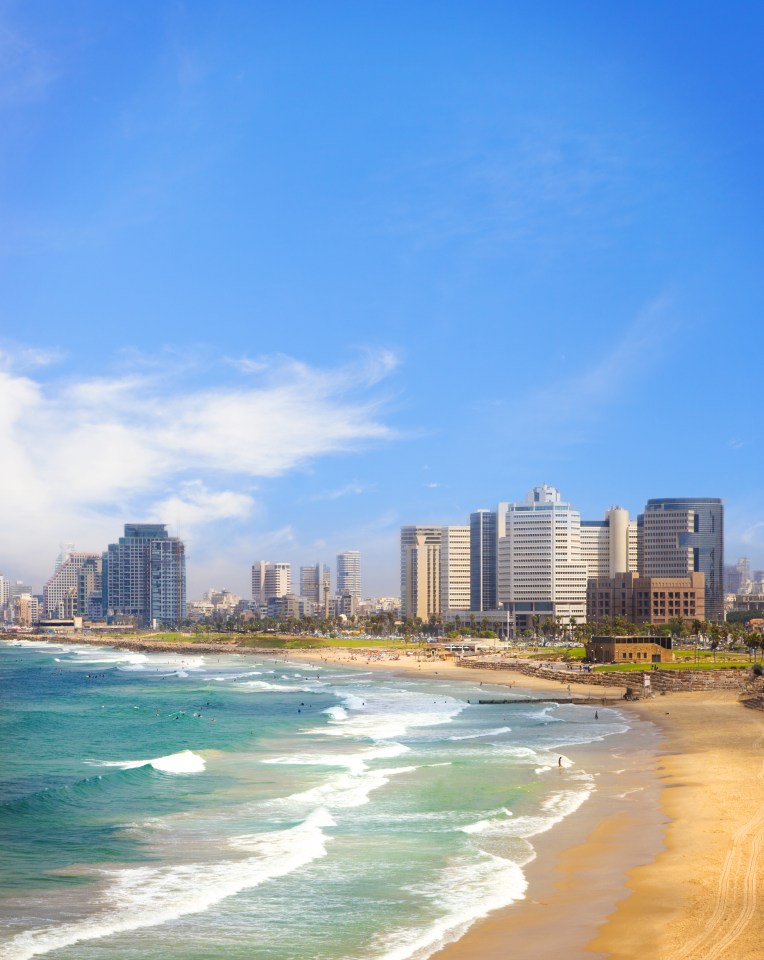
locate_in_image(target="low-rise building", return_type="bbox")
[584,635,674,664]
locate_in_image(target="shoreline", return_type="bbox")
[11,636,764,958]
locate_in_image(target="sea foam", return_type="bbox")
[368,851,528,960]
[1,809,335,960]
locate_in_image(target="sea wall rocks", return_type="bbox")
[457,657,756,696]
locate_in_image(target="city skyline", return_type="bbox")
[1,3,763,596]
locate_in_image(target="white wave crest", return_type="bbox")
[313,689,465,741]
[323,705,348,721]
[448,726,512,741]
[2,809,335,960]
[264,743,412,810]
[85,750,205,775]
[236,680,319,693]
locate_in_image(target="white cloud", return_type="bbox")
[0,350,399,586]
[148,481,256,530]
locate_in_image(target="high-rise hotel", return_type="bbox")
[104,524,186,627]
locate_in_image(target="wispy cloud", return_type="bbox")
[494,295,674,448]
[386,120,635,254]
[0,22,56,108]
[0,349,399,585]
[309,482,374,502]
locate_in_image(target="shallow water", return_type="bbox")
[0,640,632,960]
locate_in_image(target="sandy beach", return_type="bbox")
[291,648,764,960]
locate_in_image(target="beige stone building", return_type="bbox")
[400,524,470,621]
[585,635,674,664]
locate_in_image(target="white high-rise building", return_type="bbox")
[580,506,639,581]
[336,551,361,599]
[440,525,470,612]
[497,484,588,628]
[251,561,291,605]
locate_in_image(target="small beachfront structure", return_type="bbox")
[585,635,673,664]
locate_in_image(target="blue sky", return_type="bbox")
[1,1,763,597]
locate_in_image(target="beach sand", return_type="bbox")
[293,649,764,960]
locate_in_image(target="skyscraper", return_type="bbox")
[251,561,291,605]
[640,498,724,621]
[497,484,588,629]
[105,524,186,627]
[440,525,470,612]
[336,551,361,599]
[400,526,442,621]
[300,563,330,603]
[470,509,497,611]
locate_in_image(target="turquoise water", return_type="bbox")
[0,640,631,960]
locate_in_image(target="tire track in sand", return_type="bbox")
[666,725,764,960]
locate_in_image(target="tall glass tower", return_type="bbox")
[470,509,497,611]
[641,498,724,621]
[336,551,361,599]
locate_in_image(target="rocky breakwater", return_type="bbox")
[458,657,757,698]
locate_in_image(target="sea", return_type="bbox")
[0,639,637,960]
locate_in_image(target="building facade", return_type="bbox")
[469,509,497,612]
[585,635,674,664]
[400,526,442,621]
[640,498,724,621]
[587,571,705,625]
[105,524,186,627]
[580,506,639,581]
[336,551,361,599]
[43,550,101,618]
[497,484,588,628]
[440,525,471,613]
[251,561,291,605]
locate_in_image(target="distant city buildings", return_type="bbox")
[0,483,736,633]
[401,486,726,629]
[187,588,243,622]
